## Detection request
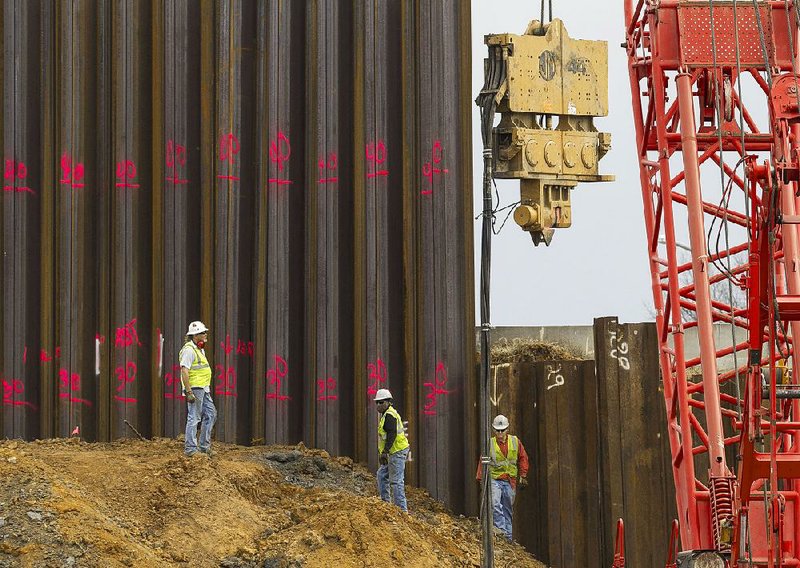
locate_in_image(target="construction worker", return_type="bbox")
[374,388,410,512]
[476,414,529,541]
[179,321,217,457]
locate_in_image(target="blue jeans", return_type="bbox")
[377,447,409,512]
[492,479,515,541]
[185,388,217,455]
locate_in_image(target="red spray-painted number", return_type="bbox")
[115,160,139,188]
[366,358,388,398]
[266,355,290,401]
[166,140,189,185]
[164,365,185,399]
[215,365,238,397]
[318,153,338,185]
[423,361,452,416]
[421,140,449,195]
[113,361,137,404]
[58,369,92,406]
[365,141,388,179]
[60,153,85,188]
[2,378,37,409]
[317,377,338,401]
[217,133,240,181]
[3,159,34,193]
[268,132,293,188]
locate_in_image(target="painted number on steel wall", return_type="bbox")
[113,361,137,403]
[115,160,139,189]
[58,369,91,406]
[166,140,189,185]
[218,133,240,181]
[164,364,185,400]
[60,153,85,188]
[317,377,338,401]
[266,355,290,401]
[3,159,33,193]
[609,329,630,370]
[215,365,238,398]
[545,364,565,390]
[423,361,452,416]
[421,140,449,195]
[367,358,388,397]
[268,132,293,188]
[318,152,338,185]
[365,141,388,179]
[2,378,36,409]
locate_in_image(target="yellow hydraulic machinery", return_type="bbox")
[484,18,613,245]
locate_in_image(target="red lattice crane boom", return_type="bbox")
[625,1,800,565]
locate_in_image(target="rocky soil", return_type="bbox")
[0,438,545,567]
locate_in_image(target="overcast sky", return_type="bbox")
[471,1,654,326]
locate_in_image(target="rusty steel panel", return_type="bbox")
[493,320,675,563]
[594,317,676,567]
[514,360,601,567]
[0,1,474,512]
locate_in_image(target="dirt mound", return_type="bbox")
[488,338,580,365]
[0,438,544,567]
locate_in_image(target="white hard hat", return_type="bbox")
[492,414,510,431]
[374,388,393,402]
[186,321,209,336]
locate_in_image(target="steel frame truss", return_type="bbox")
[625,1,800,565]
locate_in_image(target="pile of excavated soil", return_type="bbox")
[0,438,545,567]
[487,338,580,365]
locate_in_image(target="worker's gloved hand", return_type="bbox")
[184,389,196,403]
[518,477,529,490]
[379,452,389,466]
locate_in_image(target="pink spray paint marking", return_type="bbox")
[420,140,449,195]
[365,141,388,178]
[166,140,189,185]
[217,133,240,181]
[58,369,92,406]
[2,378,37,410]
[60,153,85,188]
[267,132,293,188]
[366,357,388,398]
[114,319,143,348]
[214,365,238,397]
[317,152,338,185]
[317,377,338,401]
[3,159,34,194]
[266,355,290,401]
[164,364,185,400]
[423,361,452,416]
[115,160,139,189]
[113,361,137,403]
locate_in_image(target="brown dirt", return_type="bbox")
[487,338,581,365]
[0,438,545,568]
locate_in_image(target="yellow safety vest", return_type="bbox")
[489,435,519,479]
[180,341,211,388]
[378,405,410,454]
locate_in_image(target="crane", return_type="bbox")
[625,0,800,566]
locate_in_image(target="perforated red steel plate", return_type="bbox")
[677,5,775,67]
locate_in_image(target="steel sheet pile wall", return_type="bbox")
[0,0,474,512]
[491,319,675,565]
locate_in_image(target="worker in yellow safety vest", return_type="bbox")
[179,321,218,457]
[476,414,529,541]
[375,388,410,512]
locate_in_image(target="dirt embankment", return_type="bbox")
[0,438,545,568]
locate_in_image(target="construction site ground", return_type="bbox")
[0,438,544,567]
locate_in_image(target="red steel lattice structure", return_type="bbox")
[625,0,800,564]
